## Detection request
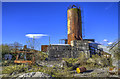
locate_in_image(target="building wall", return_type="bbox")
[41,45,48,52]
[47,40,91,60]
[89,43,103,57]
[47,45,71,60]
[71,40,90,58]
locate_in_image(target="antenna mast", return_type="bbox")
[49,36,50,45]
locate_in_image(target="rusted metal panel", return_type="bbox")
[67,7,82,44]
[14,60,33,64]
[41,45,48,52]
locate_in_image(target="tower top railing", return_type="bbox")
[67,5,80,10]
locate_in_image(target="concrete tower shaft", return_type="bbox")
[67,6,82,44]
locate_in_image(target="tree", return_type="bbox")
[77,52,87,65]
[9,42,23,52]
[1,44,11,55]
[26,38,40,50]
[0,44,11,60]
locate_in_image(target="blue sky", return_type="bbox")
[2,2,118,49]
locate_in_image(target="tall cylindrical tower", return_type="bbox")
[67,5,82,44]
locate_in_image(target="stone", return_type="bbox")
[62,60,73,67]
[17,72,52,79]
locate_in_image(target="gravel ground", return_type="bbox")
[16,72,52,78]
[0,63,2,78]
[74,68,118,77]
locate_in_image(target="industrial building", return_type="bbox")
[41,5,103,60]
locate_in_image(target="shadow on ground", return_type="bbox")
[81,70,94,73]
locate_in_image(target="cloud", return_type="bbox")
[108,42,113,45]
[103,39,108,42]
[95,41,98,43]
[25,34,48,38]
[95,41,102,45]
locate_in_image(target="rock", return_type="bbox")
[87,58,95,64]
[35,61,44,67]
[10,71,17,76]
[16,72,52,79]
[46,65,53,67]
[61,60,73,67]
[74,68,113,77]
[112,59,118,67]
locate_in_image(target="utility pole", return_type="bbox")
[49,36,50,45]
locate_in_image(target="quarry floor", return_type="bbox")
[1,66,118,78]
[74,68,118,77]
[1,61,119,78]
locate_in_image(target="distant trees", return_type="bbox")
[9,42,23,52]
[1,44,11,56]
[1,42,23,60]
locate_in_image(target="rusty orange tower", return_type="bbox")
[67,5,82,44]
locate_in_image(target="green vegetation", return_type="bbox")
[1,44,11,57]
[63,52,112,70]
[1,42,22,61]
[110,46,120,59]
[34,51,48,61]
[1,41,115,77]
[63,52,87,65]
[87,54,112,68]
[2,52,113,77]
[2,63,73,77]
[63,58,78,64]
[109,40,120,59]
[2,64,29,74]
[30,65,73,77]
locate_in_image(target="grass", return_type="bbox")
[2,53,113,77]
[2,63,74,77]
[2,64,29,74]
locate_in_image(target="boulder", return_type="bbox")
[87,58,95,64]
[17,72,52,79]
[61,60,73,67]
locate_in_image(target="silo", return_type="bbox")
[67,5,82,44]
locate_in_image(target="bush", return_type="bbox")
[52,66,73,77]
[87,54,111,68]
[77,52,87,65]
[2,64,29,74]
[62,58,78,64]
[34,51,48,61]
[27,64,73,77]
[2,60,15,66]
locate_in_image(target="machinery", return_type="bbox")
[13,45,35,64]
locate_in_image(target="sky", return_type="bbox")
[2,2,118,49]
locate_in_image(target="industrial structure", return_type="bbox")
[67,5,82,44]
[41,5,103,60]
[14,45,35,64]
